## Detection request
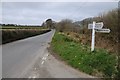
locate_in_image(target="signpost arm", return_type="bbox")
[91,21,95,52]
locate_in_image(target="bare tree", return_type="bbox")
[56,19,74,32]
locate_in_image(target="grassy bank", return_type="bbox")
[51,32,117,78]
[2,29,51,44]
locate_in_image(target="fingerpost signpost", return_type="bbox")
[88,21,110,52]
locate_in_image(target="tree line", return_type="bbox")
[1,24,41,27]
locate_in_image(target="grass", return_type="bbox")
[51,32,117,78]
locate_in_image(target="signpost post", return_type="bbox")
[88,21,110,52]
[91,21,95,52]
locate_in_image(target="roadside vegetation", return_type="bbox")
[1,26,44,29]
[51,32,117,78]
[51,8,119,79]
[55,8,119,54]
[1,26,51,44]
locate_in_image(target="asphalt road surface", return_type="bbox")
[2,29,94,78]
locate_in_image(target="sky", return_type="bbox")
[1,1,118,25]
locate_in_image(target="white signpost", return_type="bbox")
[88,22,103,29]
[88,21,110,52]
[95,29,110,33]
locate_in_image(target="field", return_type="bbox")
[1,26,51,44]
[51,32,117,78]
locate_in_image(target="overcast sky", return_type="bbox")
[2,2,118,25]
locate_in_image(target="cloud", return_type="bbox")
[1,0,119,2]
[2,2,118,25]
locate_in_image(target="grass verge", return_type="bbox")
[51,32,117,78]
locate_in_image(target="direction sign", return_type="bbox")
[95,29,110,33]
[88,21,110,52]
[88,22,103,29]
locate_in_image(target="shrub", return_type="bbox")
[2,29,51,44]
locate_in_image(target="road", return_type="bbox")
[2,29,94,78]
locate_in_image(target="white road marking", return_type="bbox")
[42,54,49,60]
[44,57,47,60]
[41,61,44,64]
[29,75,36,78]
[41,54,49,65]
[42,57,47,60]
[42,57,45,60]
[33,76,36,78]
[34,68,37,70]
[46,54,49,57]
[28,76,32,78]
